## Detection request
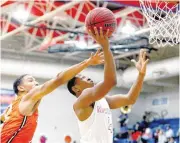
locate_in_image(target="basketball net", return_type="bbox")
[139,0,180,47]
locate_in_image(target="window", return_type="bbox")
[161,97,168,104]
[152,97,168,106]
[152,99,159,105]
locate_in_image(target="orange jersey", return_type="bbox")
[1,95,38,143]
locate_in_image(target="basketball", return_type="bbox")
[85,7,117,37]
[64,135,72,143]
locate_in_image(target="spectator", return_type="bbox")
[142,115,149,127]
[113,128,120,141]
[165,125,174,139]
[130,130,142,143]
[168,137,176,143]
[154,128,161,143]
[176,128,180,137]
[118,113,129,126]
[158,130,167,143]
[141,128,152,143]
[119,123,129,139]
[139,115,149,132]
[133,122,140,131]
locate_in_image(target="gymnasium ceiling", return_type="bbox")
[1,0,179,92]
[1,0,179,69]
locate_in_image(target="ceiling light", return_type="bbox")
[12,5,29,23]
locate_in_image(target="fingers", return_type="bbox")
[140,59,149,74]
[105,29,109,37]
[139,49,144,61]
[94,27,99,38]
[141,59,149,73]
[140,49,145,58]
[88,29,95,39]
[143,51,146,61]
[144,59,149,65]
[88,29,92,36]
[94,48,101,56]
[98,52,104,56]
[92,50,104,60]
[100,27,103,38]
[88,27,109,40]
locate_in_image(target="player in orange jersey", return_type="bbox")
[0,49,104,143]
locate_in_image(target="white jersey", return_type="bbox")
[77,98,113,143]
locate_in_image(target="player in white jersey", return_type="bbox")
[67,27,149,143]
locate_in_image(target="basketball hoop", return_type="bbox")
[139,0,180,47]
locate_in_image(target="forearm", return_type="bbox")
[30,60,91,101]
[127,73,145,104]
[56,59,90,83]
[103,46,117,84]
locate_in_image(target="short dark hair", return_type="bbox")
[13,74,28,95]
[67,77,77,96]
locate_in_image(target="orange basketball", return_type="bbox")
[64,135,72,143]
[85,7,117,37]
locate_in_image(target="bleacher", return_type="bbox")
[114,118,179,143]
[150,118,179,143]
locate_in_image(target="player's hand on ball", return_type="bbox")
[131,49,149,75]
[88,27,109,49]
[87,48,104,66]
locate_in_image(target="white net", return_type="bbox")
[139,0,180,47]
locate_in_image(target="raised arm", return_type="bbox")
[74,27,117,109]
[23,50,104,102]
[106,49,149,109]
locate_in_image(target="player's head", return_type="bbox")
[13,74,39,95]
[67,74,94,97]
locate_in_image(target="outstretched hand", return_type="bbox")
[88,27,109,49]
[87,48,104,66]
[131,49,149,75]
